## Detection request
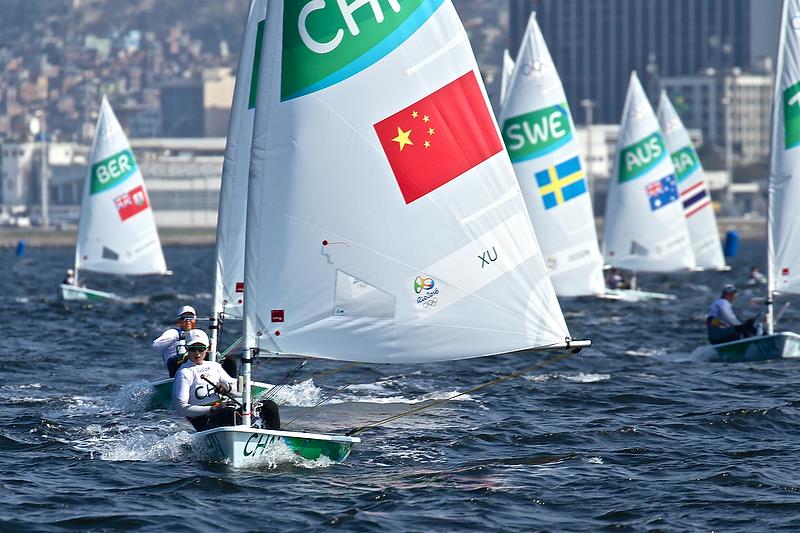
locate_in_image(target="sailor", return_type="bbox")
[706,284,756,345]
[151,305,197,377]
[62,269,75,286]
[173,329,239,431]
[173,329,280,432]
[747,266,767,286]
[606,268,627,290]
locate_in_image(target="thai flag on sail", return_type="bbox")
[113,185,149,221]
[681,181,711,218]
[645,175,679,211]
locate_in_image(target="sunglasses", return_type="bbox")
[179,315,196,321]
[187,345,208,354]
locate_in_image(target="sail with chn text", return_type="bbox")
[602,72,695,272]
[243,0,573,363]
[657,91,726,270]
[499,13,605,297]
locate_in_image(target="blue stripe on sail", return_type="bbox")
[683,189,708,209]
[534,168,552,188]
[283,0,446,101]
[555,154,581,177]
[562,178,587,202]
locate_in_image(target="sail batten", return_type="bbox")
[602,72,696,273]
[499,13,605,297]
[75,97,167,276]
[243,0,571,364]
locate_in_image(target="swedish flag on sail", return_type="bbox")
[534,156,587,210]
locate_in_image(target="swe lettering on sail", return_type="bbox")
[502,104,573,162]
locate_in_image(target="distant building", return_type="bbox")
[160,82,204,137]
[202,67,235,137]
[661,69,772,164]
[509,0,781,124]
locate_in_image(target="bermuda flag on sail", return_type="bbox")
[374,71,503,204]
[680,181,711,218]
[113,184,149,221]
[645,174,679,211]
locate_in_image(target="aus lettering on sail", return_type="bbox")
[502,104,573,162]
[618,133,667,183]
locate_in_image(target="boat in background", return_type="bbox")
[499,13,606,299]
[703,0,800,362]
[657,91,728,271]
[60,96,168,302]
[499,48,514,108]
[601,72,696,301]
[196,0,589,467]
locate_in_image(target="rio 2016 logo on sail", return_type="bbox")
[414,275,439,309]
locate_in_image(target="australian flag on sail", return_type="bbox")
[645,175,679,211]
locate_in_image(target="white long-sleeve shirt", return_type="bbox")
[151,327,184,367]
[707,297,741,327]
[172,360,239,418]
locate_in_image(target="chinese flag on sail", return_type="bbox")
[374,71,502,204]
[113,185,150,221]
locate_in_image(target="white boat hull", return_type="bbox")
[708,332,800,362]
[196,426,360,467]
[59,283,119,302]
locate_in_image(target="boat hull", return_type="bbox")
[149,378,272,410]
[197,426,360,466]
[709,332,800,362]
[59,283,118,302]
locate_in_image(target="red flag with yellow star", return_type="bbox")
[373,71,503,204]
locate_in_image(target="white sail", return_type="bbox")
[244,0,571,364]
[499,13,605,297]
[602,72,695,272]
[212,0,268,320]
[75,96,167,276]
[770,0,800,295]
[657,91,726,270]
[499,48,515,108]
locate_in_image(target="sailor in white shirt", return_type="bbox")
[172,329,240,431]
[151,305,196,377]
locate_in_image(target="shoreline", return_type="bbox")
[0,217,767,248]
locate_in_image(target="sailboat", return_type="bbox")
[59,97,168,301]
[499,48,515,108]
[193,0,589,467]
[148,0,271,411]
[499,13,606,298]
[704,0,800,361]
[657,91,727,270]
[601,72,696,300]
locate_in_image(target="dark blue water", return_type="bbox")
[3,239,800,532]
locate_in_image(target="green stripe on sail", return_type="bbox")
[502,103,573,162]
[670,145,699,182]
[248,19,266,110]
[90,149,137,194]
[618,132,666,183]
[281,0,436,100]
[784,81,800,149]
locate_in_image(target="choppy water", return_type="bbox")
[3,239,800,532]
